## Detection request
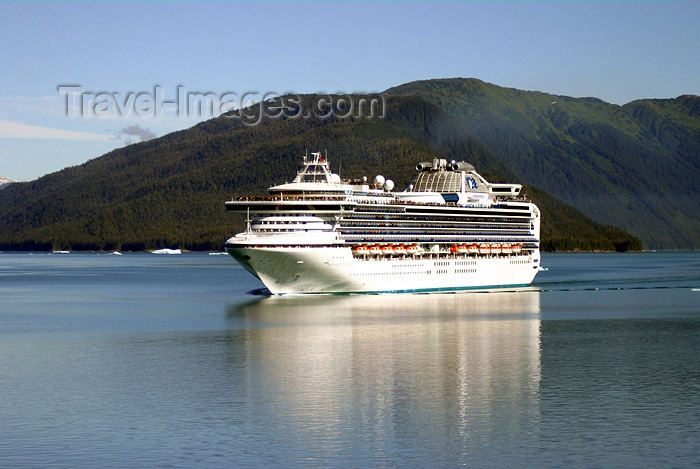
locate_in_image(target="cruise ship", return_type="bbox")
[224,151,541,294]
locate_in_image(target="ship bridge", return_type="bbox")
[291,152,341,184]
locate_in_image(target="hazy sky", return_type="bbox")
[1,1,698,181]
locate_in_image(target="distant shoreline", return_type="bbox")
[6,248,694,255]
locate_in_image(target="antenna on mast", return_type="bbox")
[245,207,252,237]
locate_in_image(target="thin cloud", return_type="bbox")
[112,123,157,145]
[0,119,111,141]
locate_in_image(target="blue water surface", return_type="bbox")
[0,251,698,468]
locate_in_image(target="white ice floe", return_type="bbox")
[152,248,182,255]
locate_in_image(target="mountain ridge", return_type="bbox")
[386,78,699,249]
[2,78,692,251]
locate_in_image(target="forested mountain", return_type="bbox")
[0,86,656,252]
[387,78,700,249]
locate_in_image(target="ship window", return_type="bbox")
[411,172,462,192]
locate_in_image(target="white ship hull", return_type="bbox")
[226,245,539,294]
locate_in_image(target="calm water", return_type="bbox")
[1,251,698,468]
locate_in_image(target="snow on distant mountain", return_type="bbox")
[0,175,17,188]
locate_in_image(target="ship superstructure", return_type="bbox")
[224,151,541,294]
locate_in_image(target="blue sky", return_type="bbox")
[1,1,698,181]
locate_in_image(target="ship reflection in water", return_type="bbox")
[225,290,541,465]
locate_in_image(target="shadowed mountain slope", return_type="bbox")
[0,92,643,252]
[387,78,699,249]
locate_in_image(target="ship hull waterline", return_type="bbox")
[226,245,540,295]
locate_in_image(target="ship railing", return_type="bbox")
[229,194,349,202]
[494,196,532,203]
[340,235,538,244]
[348,244,535,260]
[228,194,531,205]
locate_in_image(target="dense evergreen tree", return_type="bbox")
[386,78,699,249]
[5,81,693,252]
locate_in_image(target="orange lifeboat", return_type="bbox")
[406,244,420,255]
[491,243,502,255]
[368,245,382,256]
[466,244,478,255]
[355,245,370,256]
[393,244,406,255]
[512,243,523,254]
[479,243,492,255]
[380,244,394,256]
[456,244,468,254]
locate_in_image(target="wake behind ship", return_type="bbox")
[224,152,541,294]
